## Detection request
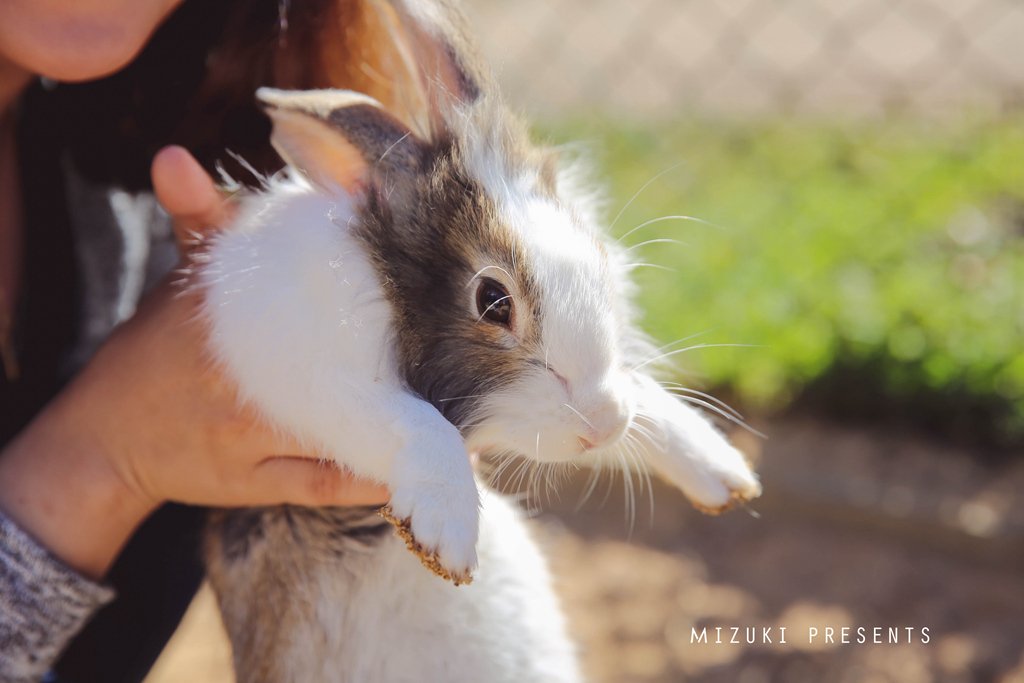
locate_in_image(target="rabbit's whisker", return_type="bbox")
[632,343,761,371]
[626,419,658,444]
[484,452,516,488]
[668,393,767,439]
[634,436,656,521]
[561,403,594,430]
[620,432,654,524]
[659,383,745,421]
[476,295,513,323]
[618,449,637,535]
[622,263,677,273]
[543,463,560,506]
[617,214,720,245]
[575,462,604,512]
[465,265,514,288]
[609,162,686,232]
[437,393,488,403]
[507,458,531,499]
[624,238,687,252]
[227,150,270,188]
[378,131,413,164]
[646,330,713,357]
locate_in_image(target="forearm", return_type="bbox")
[0,383,155,581]
[0,384,148,680]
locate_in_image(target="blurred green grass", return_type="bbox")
[541,116,1024,442]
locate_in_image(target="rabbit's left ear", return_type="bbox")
[333,0,492,142]
[380,0,491,137]
[258,87,427,195]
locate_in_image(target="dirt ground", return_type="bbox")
[145,417,1024,683]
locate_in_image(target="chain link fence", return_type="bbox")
[468,0,1024,118]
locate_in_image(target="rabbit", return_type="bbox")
[198,1,761,680]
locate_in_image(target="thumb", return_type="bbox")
[152,145,234,253]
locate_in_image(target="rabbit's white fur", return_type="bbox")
[457,118,761,501]
[201,178,482,575]
[201,154,761,580]
[200,91,760,681]
[211,490,583,683]
[199,0,761,676]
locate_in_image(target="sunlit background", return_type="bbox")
[149,1,1024,681]
[467,1,1024,680]
[473,0,1024,440]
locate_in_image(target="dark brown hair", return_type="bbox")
[45,0,424,190]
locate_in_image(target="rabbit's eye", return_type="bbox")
[476,279,513,327]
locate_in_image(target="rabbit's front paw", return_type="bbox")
[688,457,762,516]
[381,480,480,585]
[660,439,762,516]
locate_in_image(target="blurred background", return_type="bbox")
[149,1,1024,681]
[474,0,1024,441]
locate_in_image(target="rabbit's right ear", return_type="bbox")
[257,87,428,195]
[363,0,494,141]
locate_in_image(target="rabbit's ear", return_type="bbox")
[370,0,493,140]
[258,87,427,194]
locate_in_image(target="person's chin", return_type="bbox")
[1,1,181,83]
[35,32,148,82]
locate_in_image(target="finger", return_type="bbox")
[229,415,313,461]
[151,145,233,252]
[249,457,390,507]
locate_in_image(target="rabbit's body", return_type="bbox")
[198,1,762,679]
[202,170,584,681]
[199,177,458,504]
[199,99,760,680]
[206,493,580,683]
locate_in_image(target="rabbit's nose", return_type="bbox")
[577,395,632,451]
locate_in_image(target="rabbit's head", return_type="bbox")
[256,0,647,467]
[260,84,643,466]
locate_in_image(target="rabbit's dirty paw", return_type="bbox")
[691,487,760,516]
[378,506,473,585]
[685,445,762,515]
[654,434,763,516]
[379,488,478,585]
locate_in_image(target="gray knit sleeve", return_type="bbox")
[0,511,115,682]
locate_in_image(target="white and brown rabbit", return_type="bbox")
[200,1,761,681]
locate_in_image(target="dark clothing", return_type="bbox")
[1,2,299,678]
[0,81,205,683]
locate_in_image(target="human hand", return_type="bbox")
[117,145,390,508]
[0,146,389,579]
